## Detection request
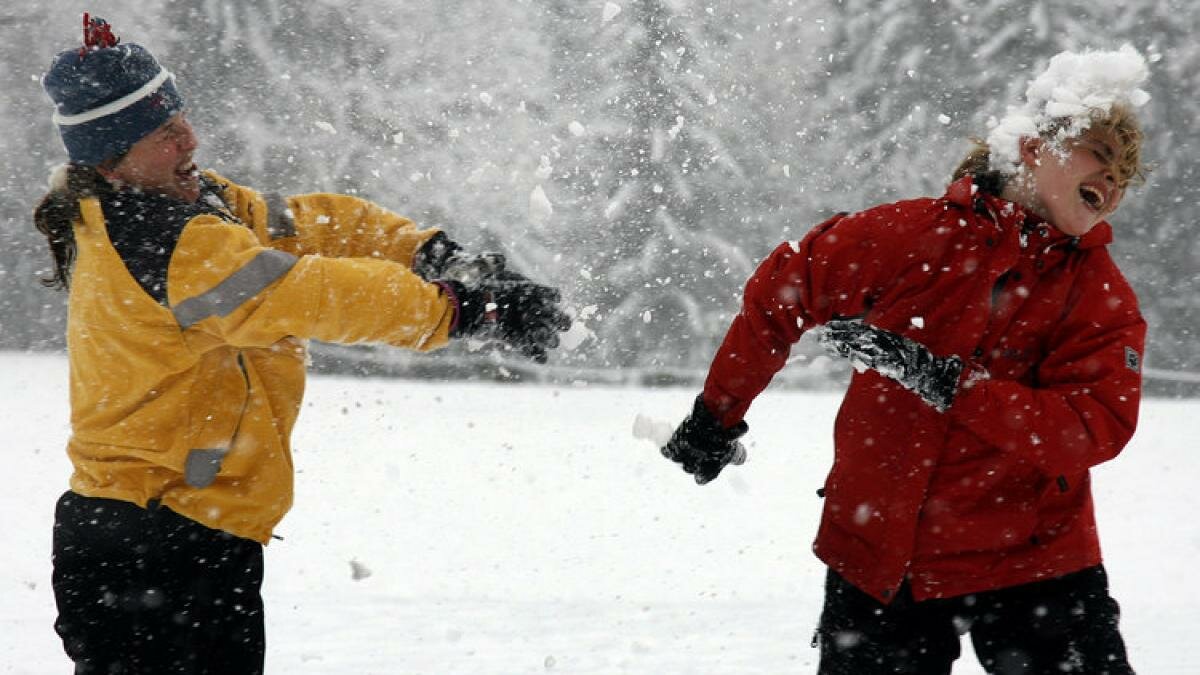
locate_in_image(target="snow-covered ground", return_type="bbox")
[2,352,1196,674]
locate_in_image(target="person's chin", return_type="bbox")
[176,179,202,203]
[1056,219,1096,237]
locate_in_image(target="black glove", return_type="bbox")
[413,232,507,285]
[438,276,572,364]
[661,395,748,485]
[818,319,963,412]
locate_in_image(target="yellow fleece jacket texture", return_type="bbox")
[65,173,453,543]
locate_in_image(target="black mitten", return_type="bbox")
[438,277,572,364]
[818,319,964,412]
[413,232,506,285]
[661,395,748,485]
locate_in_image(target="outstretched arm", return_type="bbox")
[207,172,440,265]
[661,210,909,482]
[168,214,454,352]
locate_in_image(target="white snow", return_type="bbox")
[631,413,675,447]
[2,352,1197,673]
[986,44,1150,171]
[535,155,554,180]
[557,308,595,352]
[529,184,554,222]
[602,2,622,23]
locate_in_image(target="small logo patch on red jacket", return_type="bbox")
[1124,346,1141,373]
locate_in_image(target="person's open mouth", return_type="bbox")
[1079,184,1106,213]
[177,161,198,182]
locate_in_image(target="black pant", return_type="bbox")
[815,565,1134,675]
[52,491,265,674]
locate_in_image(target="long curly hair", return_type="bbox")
[32,163,115,290]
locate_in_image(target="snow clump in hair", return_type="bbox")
[986,44,1150,172]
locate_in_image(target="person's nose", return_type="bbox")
[177,119,198,153]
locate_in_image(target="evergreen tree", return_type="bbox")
[555,0,756,372]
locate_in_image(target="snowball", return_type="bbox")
[632,413,674,447]
[602,2,622,23]
[987,44,1150,171]
[568,121,587,137]
[558,317,594,352]
[315,121,337,135]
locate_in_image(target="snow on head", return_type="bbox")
[986,44,1150,171]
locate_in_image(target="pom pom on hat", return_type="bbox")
[42,14,184,166]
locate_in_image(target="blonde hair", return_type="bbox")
[1090,103,1147,189]
[952,104,1147,189]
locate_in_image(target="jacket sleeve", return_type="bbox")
[206,171,439,266]
[702,209,906,426]
[166,213,454,351]
[950,254,1146,476]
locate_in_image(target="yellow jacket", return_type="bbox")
[66,172,454,542]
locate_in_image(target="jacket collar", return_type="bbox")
[943,176,1113,250]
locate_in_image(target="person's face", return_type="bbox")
[1018,129,1125,237]
[101,113,200,203]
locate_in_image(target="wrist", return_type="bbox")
[433,280,464,335]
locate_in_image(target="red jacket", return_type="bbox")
[703,177,1146,603]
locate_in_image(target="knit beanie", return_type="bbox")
[42,14,184,166]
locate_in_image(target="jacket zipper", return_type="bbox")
[229,351,252,450]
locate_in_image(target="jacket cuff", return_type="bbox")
[433,280,462,335]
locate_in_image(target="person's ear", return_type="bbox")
[94,156,126,184]
[1018,136,1043,167]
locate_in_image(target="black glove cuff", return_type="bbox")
[690,395,749,441]
[930,355,965,411]
[413,232,463,281]
[438,280,492,338]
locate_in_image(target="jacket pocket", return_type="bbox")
[1031,472,1088,543]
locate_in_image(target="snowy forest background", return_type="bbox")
[1,0,1197,395]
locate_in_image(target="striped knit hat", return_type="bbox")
[42,14,184,166]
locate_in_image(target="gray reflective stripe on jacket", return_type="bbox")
[184,448,228,488]
[172,249,298,329]
[262,192,297,240]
